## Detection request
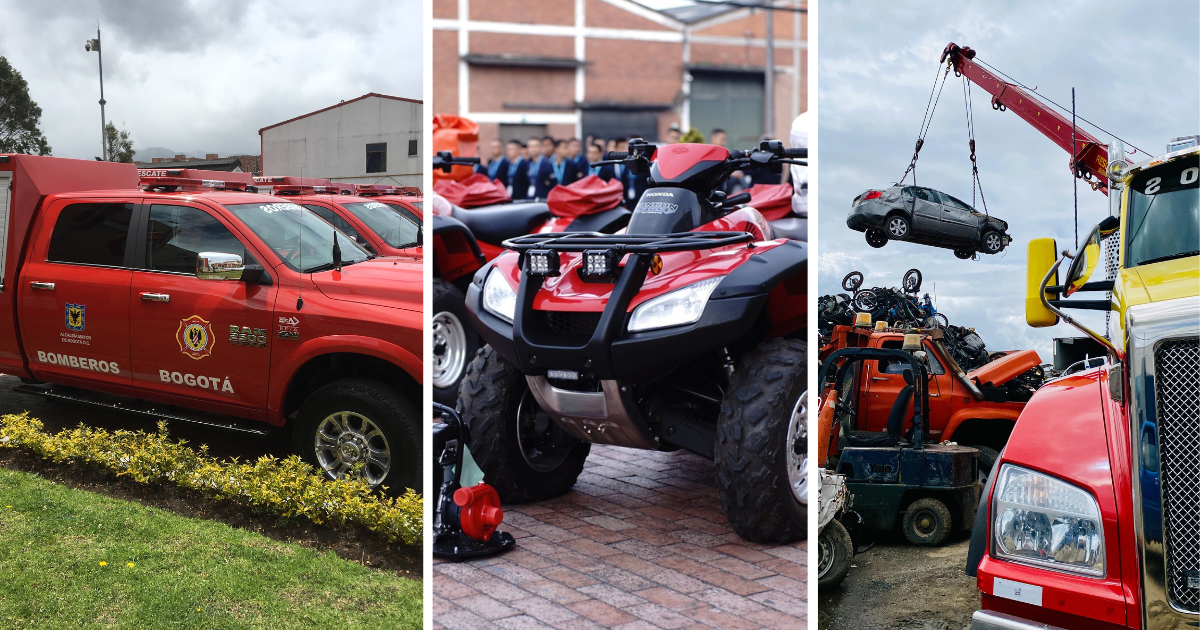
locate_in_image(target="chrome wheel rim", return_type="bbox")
[431,310,468,389]
[986,233,1001,251]
[888,217,908,237]
[787,390,808,506]
[818,528,835,578]
[314,411,391,487]
[516,390,572,473]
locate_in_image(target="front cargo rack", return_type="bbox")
[501,231,754,254]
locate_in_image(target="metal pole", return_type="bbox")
[96,25,107,161]
[764,3,774,138]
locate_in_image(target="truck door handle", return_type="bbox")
[30,281,55,290]
[871,377,888,382]
[929,393,940,397]
[140,292,171,302]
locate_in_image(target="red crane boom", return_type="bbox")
[941,43,1111,196]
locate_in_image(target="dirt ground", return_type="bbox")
[818,530,979,630]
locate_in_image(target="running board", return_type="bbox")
[13,384,271,436]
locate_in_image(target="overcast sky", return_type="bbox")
[817,0,1199,360]
[0,0,422,161]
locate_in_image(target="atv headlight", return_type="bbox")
[992,464,1105,577]
[627,277,721,333]
[482,268,517,324]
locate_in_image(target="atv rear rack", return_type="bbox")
[502,231,754,254]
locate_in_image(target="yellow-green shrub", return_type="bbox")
[0,413,421,546]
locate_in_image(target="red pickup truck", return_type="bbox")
[0,155,423,493]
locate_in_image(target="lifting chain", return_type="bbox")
[899,64,951,187]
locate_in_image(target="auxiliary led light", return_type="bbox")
[524,249,560,277]
[581,250,617,279]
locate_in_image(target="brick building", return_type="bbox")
[133,155,254,173]
[432,0,806,149]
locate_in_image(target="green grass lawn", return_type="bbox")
[0,468,422,629]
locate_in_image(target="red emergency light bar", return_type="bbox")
[272,184,348,196]
[356,185,421,196]
[139,176,248,192]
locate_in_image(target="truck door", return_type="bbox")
[127,202,275,415]
[861,339,946,435]
[921,343,951,440]
[18,199,136,386]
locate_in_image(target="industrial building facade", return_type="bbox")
[259,93,424,187]
[432,0,806,148]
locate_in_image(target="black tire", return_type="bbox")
[716,337,807,543]
[902,497,953,546]
[818,519,854,589]
[885,213,911,239]
[865,228,888,248]
[969,444,1000,484]
[432,279,478,405]
[954,249,973,260]
[982,230,1005,254]
[903,268,922,293]
[456,345,590,503]
[842,271,864,292]
[292,377,421,496]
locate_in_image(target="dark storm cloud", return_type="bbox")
[817,0,1199,359]
[0,0,423,160]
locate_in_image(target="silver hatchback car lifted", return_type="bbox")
[847,185,1010,258]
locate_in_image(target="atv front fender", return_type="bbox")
[432,214,486,282]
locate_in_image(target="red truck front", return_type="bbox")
[967,144,1198,629]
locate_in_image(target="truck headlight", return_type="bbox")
[992,464,1105,577]
[482,269,517,324]
[628,277,721,333]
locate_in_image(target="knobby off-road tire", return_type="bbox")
[716,337,808,543]
[293,377,421,496]
[903,497,953,546]
[457,345,590,503]
[432,279,478,405]
[818,519,854,589]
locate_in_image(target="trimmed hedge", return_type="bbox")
[0,413,421,546]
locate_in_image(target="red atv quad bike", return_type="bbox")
[458,140,809,543]
[429,152,630,405]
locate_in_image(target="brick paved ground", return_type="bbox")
[434,445,807,629]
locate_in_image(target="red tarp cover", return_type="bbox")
[433,173,511,208]
[745,183,793,220]
[546,175,623,218]
[432,115,479,183]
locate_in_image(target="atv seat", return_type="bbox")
[770,217,807,242]
[453,202,552,244]
[564,207,631,234]
[845,370,913,447]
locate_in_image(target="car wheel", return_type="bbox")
[457,345,591,503]
[716,337,807,543]
[902,497,953,546]
[818,519,854,589]
[293,377,421,496]
[886,214,911,239]
[982,231,1005,254]
[432,279,479,405]
[953,249,973,260]
[865,228,888,248]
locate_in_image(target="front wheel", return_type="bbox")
[293,377,421,495]
[818,519,854,589]
[716,337,808,543]
[982,230,1005,254]
[457,345,590,503]
[432,279,478,405]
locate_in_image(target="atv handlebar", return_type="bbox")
[502,230,755,254]
[433,150,481,173]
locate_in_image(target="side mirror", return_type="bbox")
[197,252,245,281]
[1063,228,1103,298]
[1025,238,1059,327]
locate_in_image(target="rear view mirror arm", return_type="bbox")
[1038,253,1121,361]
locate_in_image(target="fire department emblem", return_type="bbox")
[176,315,214,360]
[65,304,86,332]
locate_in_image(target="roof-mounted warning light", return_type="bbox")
[272,184,349,196]
[356,184,420,197]
[139,176,248,192]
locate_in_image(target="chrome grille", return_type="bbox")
[1156,338,1200,612]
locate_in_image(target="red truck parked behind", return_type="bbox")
[0,155,423,493]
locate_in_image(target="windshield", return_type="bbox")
[411,201,422,211]
[342,202,419,248]
[226,202,370,272]
[1125,155,1199,268]
[383,202,421,225]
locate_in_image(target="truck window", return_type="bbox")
[878,339,945,375]
[302,205,360,240]
[145,204,248,274]
[47,203,133,267]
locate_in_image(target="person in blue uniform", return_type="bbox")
[505,140,530,200]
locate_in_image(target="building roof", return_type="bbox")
[135,157,244,171]
[259,93,424,134]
